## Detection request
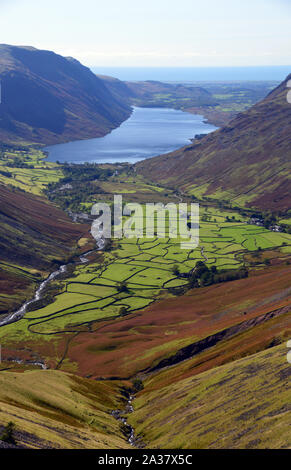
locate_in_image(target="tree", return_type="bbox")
[117,281,129,293]
[119,306,128,316]
[200,270,213,286]
[171,264,180,276]
[188,273,199,288]
[195,261,208,277]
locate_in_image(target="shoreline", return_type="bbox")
[42,107,218,166]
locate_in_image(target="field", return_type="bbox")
[0,148,62,195]
[0,146,290,449]
[1,204,290,373]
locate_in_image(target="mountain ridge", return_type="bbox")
[0,44,131,145]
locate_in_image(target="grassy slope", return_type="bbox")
[128,343,291,449]
[137,74,291,211]
[0,369,129,449]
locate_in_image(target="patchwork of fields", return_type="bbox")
[0,148,62,195]
[1,208,290,345]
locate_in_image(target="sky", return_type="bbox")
[0,0,290,67]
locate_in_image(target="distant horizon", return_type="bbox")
[92,65,291,68]
[91,65,290,82]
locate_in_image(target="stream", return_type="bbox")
[111,393,141,447]
[0,235,105,328]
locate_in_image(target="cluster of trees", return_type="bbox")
[251,212,277,229]
[171,264,180,276]
[47,181,102,212]
[188,261,248,288]
[6,157,33,169]
[46,164,113,212]
[60,163,113,183]
[225,215,242,222]
[282,225,291,235]
[132,378,144,392]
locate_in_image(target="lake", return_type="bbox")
[44,107,218,164]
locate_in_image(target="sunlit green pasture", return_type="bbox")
[1,208,290,342]
[0,148,62,195]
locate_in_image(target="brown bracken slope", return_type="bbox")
[0,184,88,315]
[137,74,291,211]
[50,262,291,380]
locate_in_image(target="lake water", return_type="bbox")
[45,107,218,164]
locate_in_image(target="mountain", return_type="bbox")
[137,74,291,211]
[0,45,131,145]
[97,74,136,105]
[99,76,216,111]
[125,80,215,106]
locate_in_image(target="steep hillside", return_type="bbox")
[0,45,131,145]
[129,343,291,449]
[0,184,88,316]
[137,74,291,211]
[0,370,129,449]
[97,74,136,105]
[0,184,87,269]
[56,263,291,379]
